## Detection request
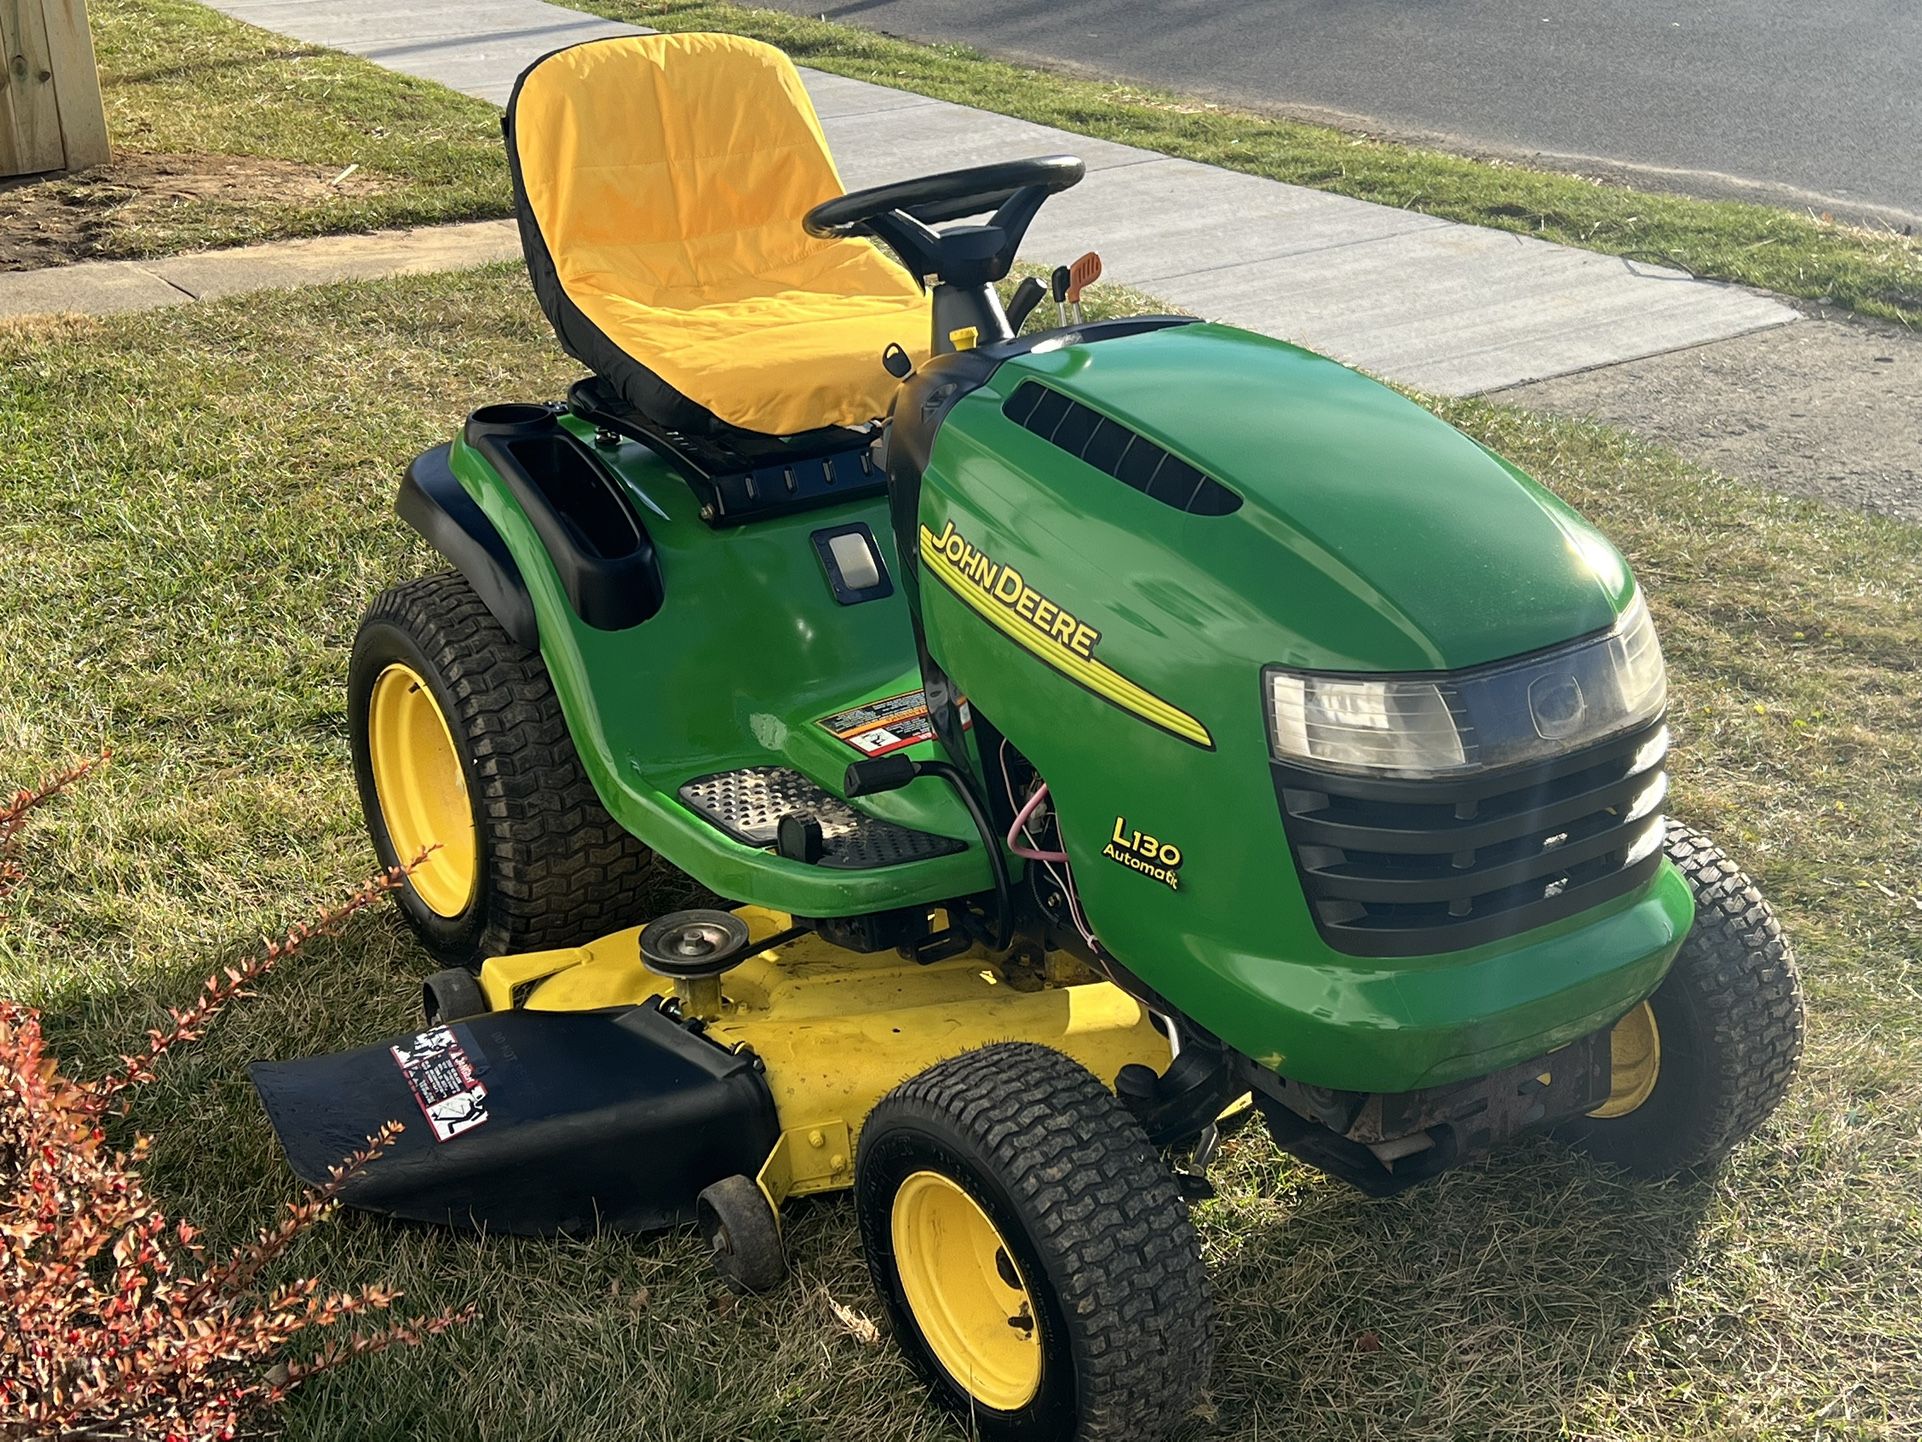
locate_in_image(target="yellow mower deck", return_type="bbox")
[478,908,1172,1209]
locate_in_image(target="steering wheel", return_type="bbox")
[804,155,1085,287]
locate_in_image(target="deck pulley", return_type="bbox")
[641,909,753,1019]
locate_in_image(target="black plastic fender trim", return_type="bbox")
[398,444,540,650]
[463,406,666,631]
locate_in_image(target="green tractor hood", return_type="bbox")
[966,321,1632,675]
[914,320,1680,1091]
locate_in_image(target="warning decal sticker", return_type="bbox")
[390,1026,490,1142]
[817,689,970,758]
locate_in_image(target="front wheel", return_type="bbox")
[1561,821,1804,1174]
[855,1043,1214,1442]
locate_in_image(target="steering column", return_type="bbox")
[804,155,1086,354]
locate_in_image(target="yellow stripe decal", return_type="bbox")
[920,529,1214,750]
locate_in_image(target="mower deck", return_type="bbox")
[254,908,1170,1235]
[485,907,1171,1207]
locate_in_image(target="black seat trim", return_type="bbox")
[568,377,888,527]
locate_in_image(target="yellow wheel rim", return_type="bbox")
[890,1170,1042,1411]
[367,663,477,918]
[1589,1001,1662,1119]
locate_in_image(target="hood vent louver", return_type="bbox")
[1002,381,1242,516]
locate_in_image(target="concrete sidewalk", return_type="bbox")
[0,222,521,320]
[194,0,1796,397]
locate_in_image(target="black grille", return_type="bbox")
[1002,381,1241,516]
[1274,718,1669,957]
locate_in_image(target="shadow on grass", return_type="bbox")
[1200,1139,1719,1439]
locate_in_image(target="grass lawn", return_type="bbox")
[0,0,509,265]
[594,0,1922,329]
[2,270,1920,1440]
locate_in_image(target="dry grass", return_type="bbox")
[0,268,1918,1439]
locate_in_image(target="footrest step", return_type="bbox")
[678,767,966,870]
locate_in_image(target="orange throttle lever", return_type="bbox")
[1065,251,1102,323]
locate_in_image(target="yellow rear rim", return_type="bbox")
[891,1170,1043,1411]
[367,663,477,917]
[1589,1001,1662,1118]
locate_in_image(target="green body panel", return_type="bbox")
[447,422,992,915]
[975,323,1635,675]
[913,323,1685,1091]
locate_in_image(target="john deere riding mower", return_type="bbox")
[251,33,1805,1440]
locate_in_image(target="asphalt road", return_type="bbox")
[769,0,1922,229]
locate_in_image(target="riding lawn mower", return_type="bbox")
[250,33,1806,1441]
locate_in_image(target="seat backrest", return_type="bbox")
[505,33,925,437]
[510,34,849,304]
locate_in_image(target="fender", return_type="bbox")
[397,444,540,649]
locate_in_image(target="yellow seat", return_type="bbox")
[506,33,932,438]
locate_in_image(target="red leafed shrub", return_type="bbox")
[0,757,470,1441]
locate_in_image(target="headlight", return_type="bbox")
[1265,595,1666,778]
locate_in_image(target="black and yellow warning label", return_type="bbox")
[817,688,969,758]
[918,518,1214,750]
[1102,817,1184,890]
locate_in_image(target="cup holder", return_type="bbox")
[467,402,555,435]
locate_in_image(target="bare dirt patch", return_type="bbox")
[0,152,385,270]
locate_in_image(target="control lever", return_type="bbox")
[1049,264,1070,326]
[1005,275,1047,333]
[844,754,918,797]
[1066,251,1102,324]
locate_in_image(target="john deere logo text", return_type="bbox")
[917,516,1216,751]
[1104,818,1183,890]
[921,519,1100,659]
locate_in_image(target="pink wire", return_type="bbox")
[1007,783,1069,863]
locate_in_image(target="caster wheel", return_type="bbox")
[856,1043,1214,1442]
[1561,820,1804,1174]
[422,967,488,1025]
[696,1174,786,1294]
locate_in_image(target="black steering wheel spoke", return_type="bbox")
[863,210,942,289]
[903,186,1024,227]
[804,154,1085,286]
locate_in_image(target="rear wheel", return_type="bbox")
[349,572,656,967]
[855,1043,1213,1442]
[1561,821,1804,1174]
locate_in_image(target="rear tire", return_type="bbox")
[349,572,656,968]
[1560,821,1804,1174]
[855,1043,1214,1442]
